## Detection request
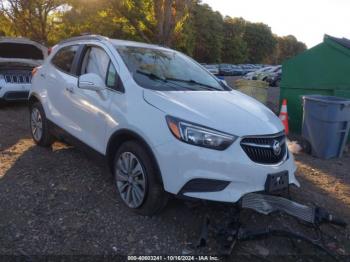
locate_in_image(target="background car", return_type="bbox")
[266,67,282,87]
[244,65,281,85]
[244,66,271,80]
[203,64,219,75]
[256,65,281,82]
[219,64,245,76]
[0,37,47,102]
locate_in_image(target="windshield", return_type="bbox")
[115,46,228,91]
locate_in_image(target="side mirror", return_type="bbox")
[78,73,106,92]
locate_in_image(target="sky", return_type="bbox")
[202,0,350,48]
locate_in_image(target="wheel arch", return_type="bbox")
[28,93,41,107]
[106,129,164,187]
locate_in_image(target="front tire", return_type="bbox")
[113,141,168,216]
[30,102,54,147]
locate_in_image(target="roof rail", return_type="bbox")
[58,35,109,44]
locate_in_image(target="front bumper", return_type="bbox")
[154,138,299,203]
[0,83,31,101]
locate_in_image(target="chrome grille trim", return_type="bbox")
[240,132,287,165]
[2,71,32,84]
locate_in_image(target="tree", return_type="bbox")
[109,0,192,46]
[0,0,65,43]
[191,3,223,63]
[221,17,248,63]
[243,22,277,63]
[275,35,307,63]
[0,11,13,36]
[55,0,127,43]
[0,0,307,65]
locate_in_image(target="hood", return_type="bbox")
[0,59,42,67]
[0,37,47,66]
[143,89,284,137]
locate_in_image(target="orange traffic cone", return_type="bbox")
[279,99,289,135]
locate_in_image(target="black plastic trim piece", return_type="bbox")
[3,91,29,101]
[179,178,230,195]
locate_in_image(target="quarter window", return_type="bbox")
[106,62,117,88]
[51,45,78,74]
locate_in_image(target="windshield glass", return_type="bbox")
[115,46,228,91]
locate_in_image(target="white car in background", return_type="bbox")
[244,65,281,82]
[244,66,271,80]
[0,37,47,102]
[29,35,298,215]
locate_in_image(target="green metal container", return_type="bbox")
[281,35,350,135]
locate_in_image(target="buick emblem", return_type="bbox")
[272,140,281,156]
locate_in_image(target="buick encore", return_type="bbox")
[29,35,299,215]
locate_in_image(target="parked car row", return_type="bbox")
[202,63,266,76]
[202,63,282,87]
[244,65,282,87]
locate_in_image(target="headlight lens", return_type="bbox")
[166,116,236,150]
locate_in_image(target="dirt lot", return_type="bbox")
[1,103,350,260]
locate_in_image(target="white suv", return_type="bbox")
[29,35,299,215]
[0,37,46,102]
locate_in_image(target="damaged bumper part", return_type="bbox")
[242,193,316,223]
[241,193,347,227]
[192,193,346,257]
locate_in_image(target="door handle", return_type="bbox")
[66,86,74,93]
[40,73,46,79]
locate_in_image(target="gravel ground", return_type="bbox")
[0,103,349,260]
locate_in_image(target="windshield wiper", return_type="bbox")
[136,70,167,82]
[136,70,219,90]
[165,77,221,90]
[135,70,198,91]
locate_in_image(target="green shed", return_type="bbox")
[281,35,350,134]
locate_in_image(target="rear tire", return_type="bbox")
[113,141,168,216]
[29,102,54,147]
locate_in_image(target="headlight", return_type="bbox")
[166,116,237,150]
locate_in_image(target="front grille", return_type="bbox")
[3,71,32,84]
[240,133,287,164]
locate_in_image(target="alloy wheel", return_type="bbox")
[31,108,43,142]
[115,152,146,208]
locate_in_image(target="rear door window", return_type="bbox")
[51,45,79,74]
